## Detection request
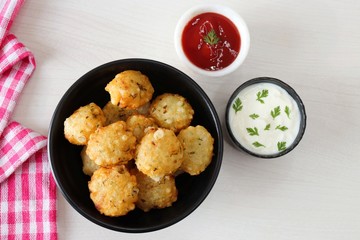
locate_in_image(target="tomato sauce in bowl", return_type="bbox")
[175,4,250,77]
[181,12,241,71]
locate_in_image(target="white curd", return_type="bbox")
[228,82,301,155]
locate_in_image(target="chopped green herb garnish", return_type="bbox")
[246,127,259,136]
[249,113,259,120]
[203,29,220,45]
[285,106,291,119]
[264,124,271,131]
[256,89,268,104]
[271,106,281,119]
[275,125,288,131]
[232,97,243,114]
[253,141,266,148]
[277,141,287,151]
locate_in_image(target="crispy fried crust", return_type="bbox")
[88,166,138,217]
[149,93,194,133]
[81,146,100,176]
[105,70,154,109]
[177,125,214,175]
[135,128,183,180]
[102,101,150,126]
[126,114,158,142]
[102,101,137,125]
[134,170,177,212]
[64,102,105,145]
[86,121,136,167]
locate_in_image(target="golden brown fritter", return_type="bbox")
[81,146,100,176]
[177,125,214,175]
[102,101,150,126]
[105,70,154,109]
[88,166,138,217]
[126,114,158,142]
[102,101,137,125]
[86,121,136,167]
[149,93,194,133]
[134,170,177,212]
[135,128,183,181]
[64,102,106,145]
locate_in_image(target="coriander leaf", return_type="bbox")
[271,106,281,119]
[246,127,259,136]
[232,97,243,114]
[264,124,271,131]
[203,29,220,45]
[256,89,268,104]
[249,113,259,120]
[275,125,288,131]
[253,141,266,148]
[285,106,291,119]
[277,141,287,151]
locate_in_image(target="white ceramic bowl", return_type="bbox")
[174,4,250,77]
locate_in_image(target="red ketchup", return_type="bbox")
[181,12,241,71]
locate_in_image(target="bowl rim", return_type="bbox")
[47,58,224,232]
[225,77,307,158]
[174,4,250,77]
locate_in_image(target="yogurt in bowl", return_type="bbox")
[225,77,306,158]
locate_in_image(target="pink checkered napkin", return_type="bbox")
[0,0,57,239]
[0,123,57,239]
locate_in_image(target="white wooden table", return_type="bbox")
[12,0,360,239]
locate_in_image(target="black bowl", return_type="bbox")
[48,58,223,233]
[225,77,306,158]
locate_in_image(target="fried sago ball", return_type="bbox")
[81,146,100,176]
[177,125,214,175]
[88,166,138,217]
[86,121,136,167]
[64,102,106,145]
[135,128,183,181]
[134,170,177,212]
[149,93,194,133]
[126,114,158,142]
[105,70,154,109]
[102,101,150,126]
